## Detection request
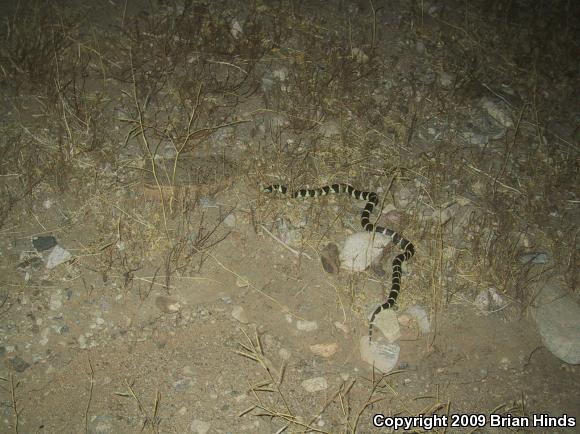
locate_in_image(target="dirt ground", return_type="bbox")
[0,0,578,433]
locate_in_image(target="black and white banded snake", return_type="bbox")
[263,183,415,342]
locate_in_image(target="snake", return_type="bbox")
[263,183,415,341]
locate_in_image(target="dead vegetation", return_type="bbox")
[0,0,578,432]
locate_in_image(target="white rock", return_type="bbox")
[191,419,211,434]
[310,343,338,358]
[301,377,328,393]
[296,320,318,332]
[340,232,391,272]
[45,245,72,269]
[480,97,513,128]
[224,213,236,228]
[231,305,249,324]
[49,291,63,311]
[406,305,431,334]
[369,309,401,342]
[359,337,400,373]
[532,282,580,364]
[230,19,243,39]
[155,296,181,313]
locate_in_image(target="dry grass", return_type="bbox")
[0,0,577,431]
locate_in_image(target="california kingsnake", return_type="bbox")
[263,183,415,341]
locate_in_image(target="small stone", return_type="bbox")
[301,377,328,393]
[532,281,580,364]
[340,232,391,272]
[32,235,57,251]
[351,47,369,64]
[49,291,63,311]
[520,252,549,264]
[279,348,291,360]
[438,71,455,87]
[405,305,431,334]
[480,97,513,128]
[359,337,400,373]
[310,343,338,358]
[155,296,181,313]
[45,245,72,269]
[334,322,349,334]
[10,356,30,373]
[236,275,250,288]
[231,305,249,324]
[224,213,236,228]
[230,19,243,39]
[191,419,211,434]
[320,243,340,274]
[296,320,318,332]
[370,309,401,343]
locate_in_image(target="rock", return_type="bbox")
[320,120,341,138]
[406,305,431,334]
[320,243,340,274]
[520,252,549,265]
[223,213,236,228]
[89,415,114,434]
[231,305,249,324]
[45,245,72,269]
[296,320,318,332]
[438,71,455,87]
[474,288,506,312]
[301,377,328,393]
[155,296,181,313]
[10,356,30,373]
[235,275,249,287]
[532,281,580,364]
[334,322,349,334]
[340,232,391,272]
[49,291,63,311]
[369,309,401,343]
[230,19,242,39]
[310,343,338,358]
[359,337,400,373]
[351,47,369,64]
[32,235,57,251]
[480,97,514,128]
[191,419,211,434]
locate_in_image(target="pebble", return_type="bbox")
[10,356,30,373]
[359,337,400,373]
[50,291,63,311]
[296,320,318,332]
[224,213,236,228]
[32,235,57,251]
[405,305,431,334]
[519,252,549,264]
[531,281,580,364]
[320,243,340,274]
[369,309,401,343]
[191,419,211,434]
[235,275,250,288]
[231,305,249,324]
[155,296,181,313]
[309,343,338,358]
[334,322,349,335]
[279,348,291,360]
[46,245,72,269]
[480,97,514,128]
[301,377,328,393]
[340,232,391,272]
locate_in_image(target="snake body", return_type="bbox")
[263,183,414,341]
